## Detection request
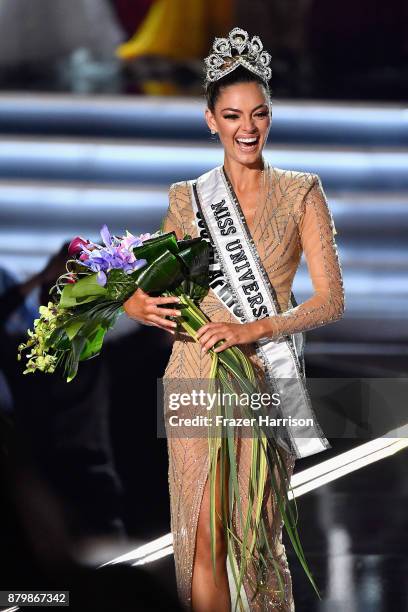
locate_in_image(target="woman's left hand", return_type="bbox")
[196,321,263,354]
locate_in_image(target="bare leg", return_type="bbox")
[191,450,231,612]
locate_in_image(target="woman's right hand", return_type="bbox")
[123,288,182,334]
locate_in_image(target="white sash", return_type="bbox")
[189,165,331,459]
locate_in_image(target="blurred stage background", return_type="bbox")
[0,1,407,611]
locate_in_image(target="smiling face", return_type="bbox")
[205,80,271,166]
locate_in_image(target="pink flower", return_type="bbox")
[121,232,141,251]
[66,273,77,284]
[68,236,89,256]
[121,231,151,251]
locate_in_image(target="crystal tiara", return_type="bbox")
[204,27,272,84]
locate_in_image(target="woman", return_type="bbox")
[124,27,345,612]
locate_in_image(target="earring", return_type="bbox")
[211,129,217,135]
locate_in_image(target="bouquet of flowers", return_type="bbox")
[18,225,211,382]
[18,224,320,608]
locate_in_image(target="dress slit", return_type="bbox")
[168,426,296,611]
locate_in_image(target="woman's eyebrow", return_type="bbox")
[221,104,268,113]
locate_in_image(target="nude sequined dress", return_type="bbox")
[161,166,345,611]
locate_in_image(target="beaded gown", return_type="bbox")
[161,165,345,611]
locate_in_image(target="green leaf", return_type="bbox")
[71,273,107,297]
[45,326,70,350]
[65,335,87,382]
[177,238,209,277]
[136,251,183,293]
[60,274,107,308]
[177,239,210,301]
[59,288,98,308]
[133,231,179,263]
[79,326,106,360]
[105,269,139,301]
[65,320,85,340]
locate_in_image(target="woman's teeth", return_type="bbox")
[235,137,259,151]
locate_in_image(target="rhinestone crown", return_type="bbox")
[204,27,272,84]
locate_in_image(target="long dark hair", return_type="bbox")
[204,65,272,112]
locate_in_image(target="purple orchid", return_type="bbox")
[74,225,149,286]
